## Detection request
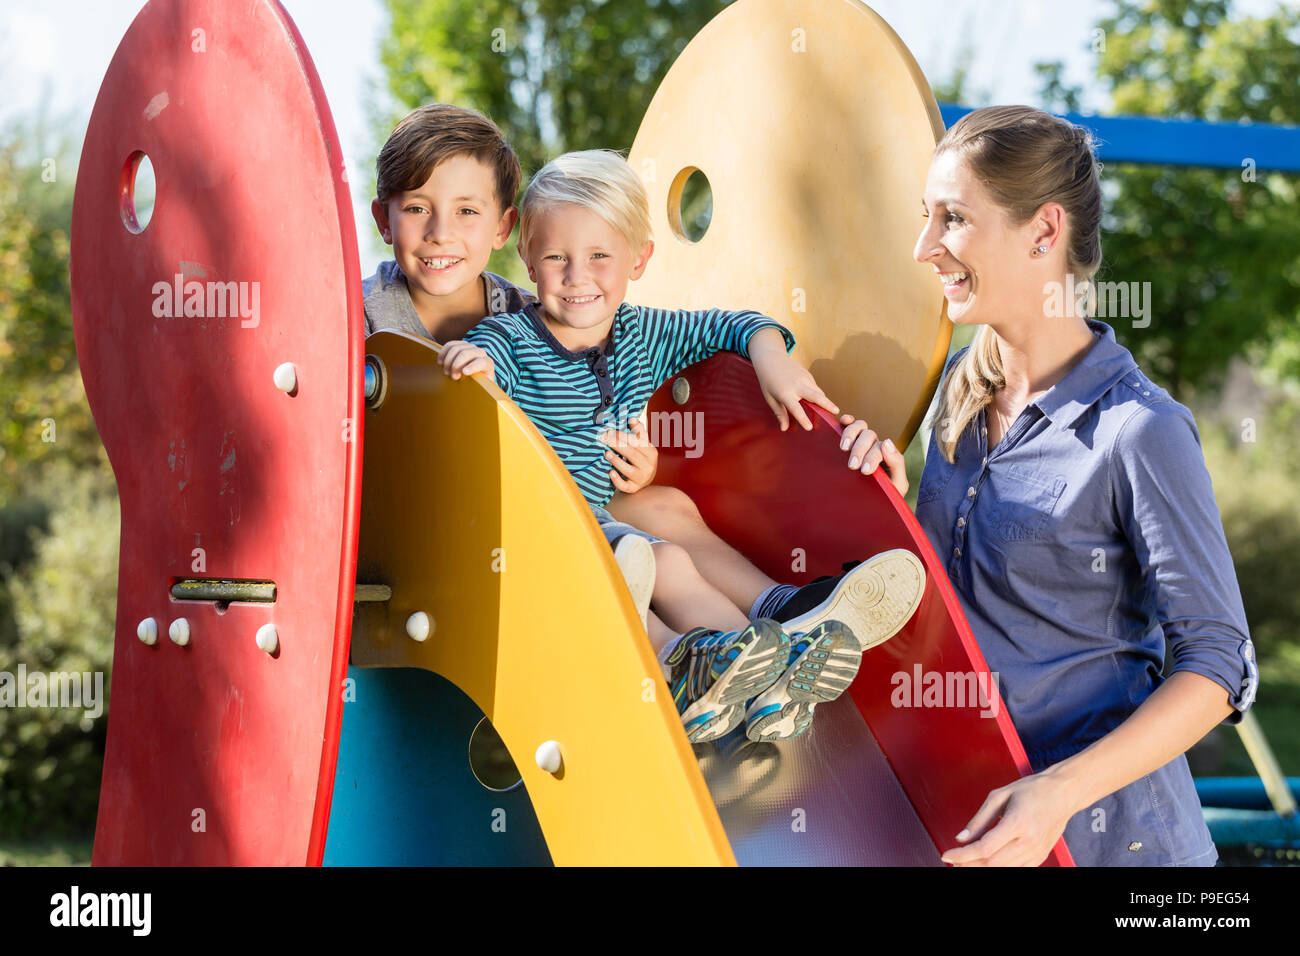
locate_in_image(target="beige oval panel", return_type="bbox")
[628,0,950,449]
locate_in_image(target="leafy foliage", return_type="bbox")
[1041,0,1300,392]
[374,0,732,280]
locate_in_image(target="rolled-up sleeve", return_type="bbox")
[1110,401,1258,722]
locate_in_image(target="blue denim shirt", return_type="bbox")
[915,320,1257,866]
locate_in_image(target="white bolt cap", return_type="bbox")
[273,362,298,393]
[137,617,158,645]
[405,611,432,642]
[169,618,191,646]
[535,740,563,775]
[256,623,279,655]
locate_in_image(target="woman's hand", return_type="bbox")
[439,340,494,380]
[837,414,907,496]
[940,770,1077,867]
[748,329,839,430]
[599,417,659,493]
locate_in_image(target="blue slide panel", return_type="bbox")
[324,666,552,866]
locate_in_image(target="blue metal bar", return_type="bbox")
[939,104,1300,173]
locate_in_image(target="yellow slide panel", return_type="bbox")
[352,330,734,865]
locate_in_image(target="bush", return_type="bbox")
[0,456,118,838]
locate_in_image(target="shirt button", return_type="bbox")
[602,396,612,406]
[953,546,961,557]
[1128,842,1142,852]
[957,517,966,528]
[1142,390,1151,397]
[597,368,607,377]
[966,486,975,498]
[981,456,988,467]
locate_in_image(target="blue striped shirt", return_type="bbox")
[465,302,795,507]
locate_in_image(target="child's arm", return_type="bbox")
[640,306,792,380]
[640,307,840,431]
[746,327,840,431]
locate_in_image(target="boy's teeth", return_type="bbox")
[422,257,460,268]
[564,295,599,303]
[940,272,968,283]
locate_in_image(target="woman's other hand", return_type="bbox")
[939,771,1077,867]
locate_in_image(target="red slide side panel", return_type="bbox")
[648,354,1073,866]
[71,0,362,865]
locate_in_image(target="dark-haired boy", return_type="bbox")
[363,103,535,341]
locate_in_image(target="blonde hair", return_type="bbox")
[518,149,653,255]
[931,106,1103,463]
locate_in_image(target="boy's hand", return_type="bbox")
[439,340,494,381]
[748,328,839,431]
[599,417,659,493]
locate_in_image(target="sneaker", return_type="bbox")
[664,620,789,743]
[776,549,925,652]
[612,534,655,628]
[743,621,861,742]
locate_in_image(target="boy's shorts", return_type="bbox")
[589,503,665,548]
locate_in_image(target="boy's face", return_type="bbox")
[519,203,653,350]
[372,154,517,305]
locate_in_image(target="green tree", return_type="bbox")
[378,0,733,172]
[0,132,101,498]
[1039,0,1300,393]
[375,0,732,279]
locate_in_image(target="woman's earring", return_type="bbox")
[1031,245,1047,257]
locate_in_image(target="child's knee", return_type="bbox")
[638,485,702,522]
[651,540,697,580]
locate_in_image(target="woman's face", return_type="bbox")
[913,150,1042,328]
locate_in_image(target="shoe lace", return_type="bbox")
[685,631,724,704]
[808,558,865,585]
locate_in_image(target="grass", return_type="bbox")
[0,834,93,866]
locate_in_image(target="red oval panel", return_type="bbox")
[71,0,363,865]
[648,354,1073,866]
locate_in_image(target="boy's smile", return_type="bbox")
[520,203,653,352]
[372,153,516,329]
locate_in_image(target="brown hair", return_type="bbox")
[931,106,1103,463]
[375,104,522,212]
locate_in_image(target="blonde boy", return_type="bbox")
[439,151,924,743]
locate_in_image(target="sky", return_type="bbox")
[1,0,1294,272]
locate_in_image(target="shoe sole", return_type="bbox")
[612,534,655,629]
[780,549,925,652]
[679,620,788,743]
[744,621,861,742]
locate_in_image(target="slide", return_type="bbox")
[72,0,1072,866]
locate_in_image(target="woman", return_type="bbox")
[842,105,1257,866]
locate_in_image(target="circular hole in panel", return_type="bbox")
[119,151,155,234]
[468,716,524,792]
[667,167,712,244]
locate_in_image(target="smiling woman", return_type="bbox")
[845,105,1258,866]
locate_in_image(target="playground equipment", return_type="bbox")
[73,0,1073,865]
